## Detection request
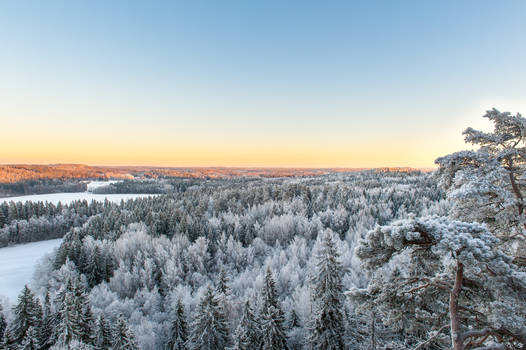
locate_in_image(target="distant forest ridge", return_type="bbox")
[0,164,434,183]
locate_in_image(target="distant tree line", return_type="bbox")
[0,180,87,198]
[0,200,109,247]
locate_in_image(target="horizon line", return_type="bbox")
[0,163,438,170]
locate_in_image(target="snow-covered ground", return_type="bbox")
[0,239,62,302]
[1,192,158,205]
[86,180,119,192]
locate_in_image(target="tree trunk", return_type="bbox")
[450,260,464,350]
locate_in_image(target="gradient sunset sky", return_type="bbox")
[1,1,525,167]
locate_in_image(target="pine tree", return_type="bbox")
[73,281,94,345]
[187,286,229,350]
[94,315,112,350]
[288,310,299,330]
[9,286,42,345]
[350,216,526,350]
[260,268,288,350]
[112,314,139,350]
[56,286,81,346]
[230,300,260,350]
[215,269,230,297]
[0,304,6,343]
[215,269,232,324]
[18,326,39,350]
[309,231,346,350]
[0,210,6,228]
[38,293,54,350]
[167,299,187,350]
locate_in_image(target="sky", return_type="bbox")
[1,1,525,168]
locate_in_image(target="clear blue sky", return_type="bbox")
[1,1,525,167]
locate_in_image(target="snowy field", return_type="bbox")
[0,239,62,302]
[1,192,158,205]
[85,180,119,192]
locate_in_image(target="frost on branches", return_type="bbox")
[435,108,526,262]
[348,215,526,350]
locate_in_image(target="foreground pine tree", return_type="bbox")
[167,299,187,350]
[349,216,526,350]
[187,286,229,350]
[9,286,42,345]
[260,268,288,350]
[230,300,260,350]
[309,230,346,350]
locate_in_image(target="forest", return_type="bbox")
[0,109,525,350]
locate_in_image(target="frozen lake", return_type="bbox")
[1,192,158,205]
[0,239,62,302]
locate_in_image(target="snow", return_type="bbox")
[1,192,158,205]
[0,239,62,302]
[86,180,120,192]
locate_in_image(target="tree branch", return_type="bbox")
[413,324,449,350]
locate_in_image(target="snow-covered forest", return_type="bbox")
[0,110,525,350]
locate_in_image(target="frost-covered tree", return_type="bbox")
[55,285,81,347]
[309,230,346,350]
[215,269,232,324]
[93,315,112,350]
[53,278,93,347]
[229,300,260,350]
[215,269,231,297]
[18,326,39,350]
[435,108,526,261]
[8,286,42,345]
[167,299,187,350]
[72,281,94,345]
[0,304,6,344]
[260,268,288,350]
[112,315,138,350]
[348,216,526,350]
[49,339,95,350]
[38,292,54,350]
[187,286,229,350]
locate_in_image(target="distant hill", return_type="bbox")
[0,164,432,183]
[0,164,133,183]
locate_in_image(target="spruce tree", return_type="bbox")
[94,315,112,350]
[56,286,81,346]
[18,326,39,350]
[167,299,187,350]
[0,210,6,228]
[9,286,42,345]
[38,293,54,350]
[230,300,260,350]
[215,269,230,296]
[187,286,229,350]
[215,269,232,324]
[260,268,288,350]
[73,281,94,345]
[112,314,139,350]
[309,231,346,350]
[0,304,6,343]
[288,310,299,330]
